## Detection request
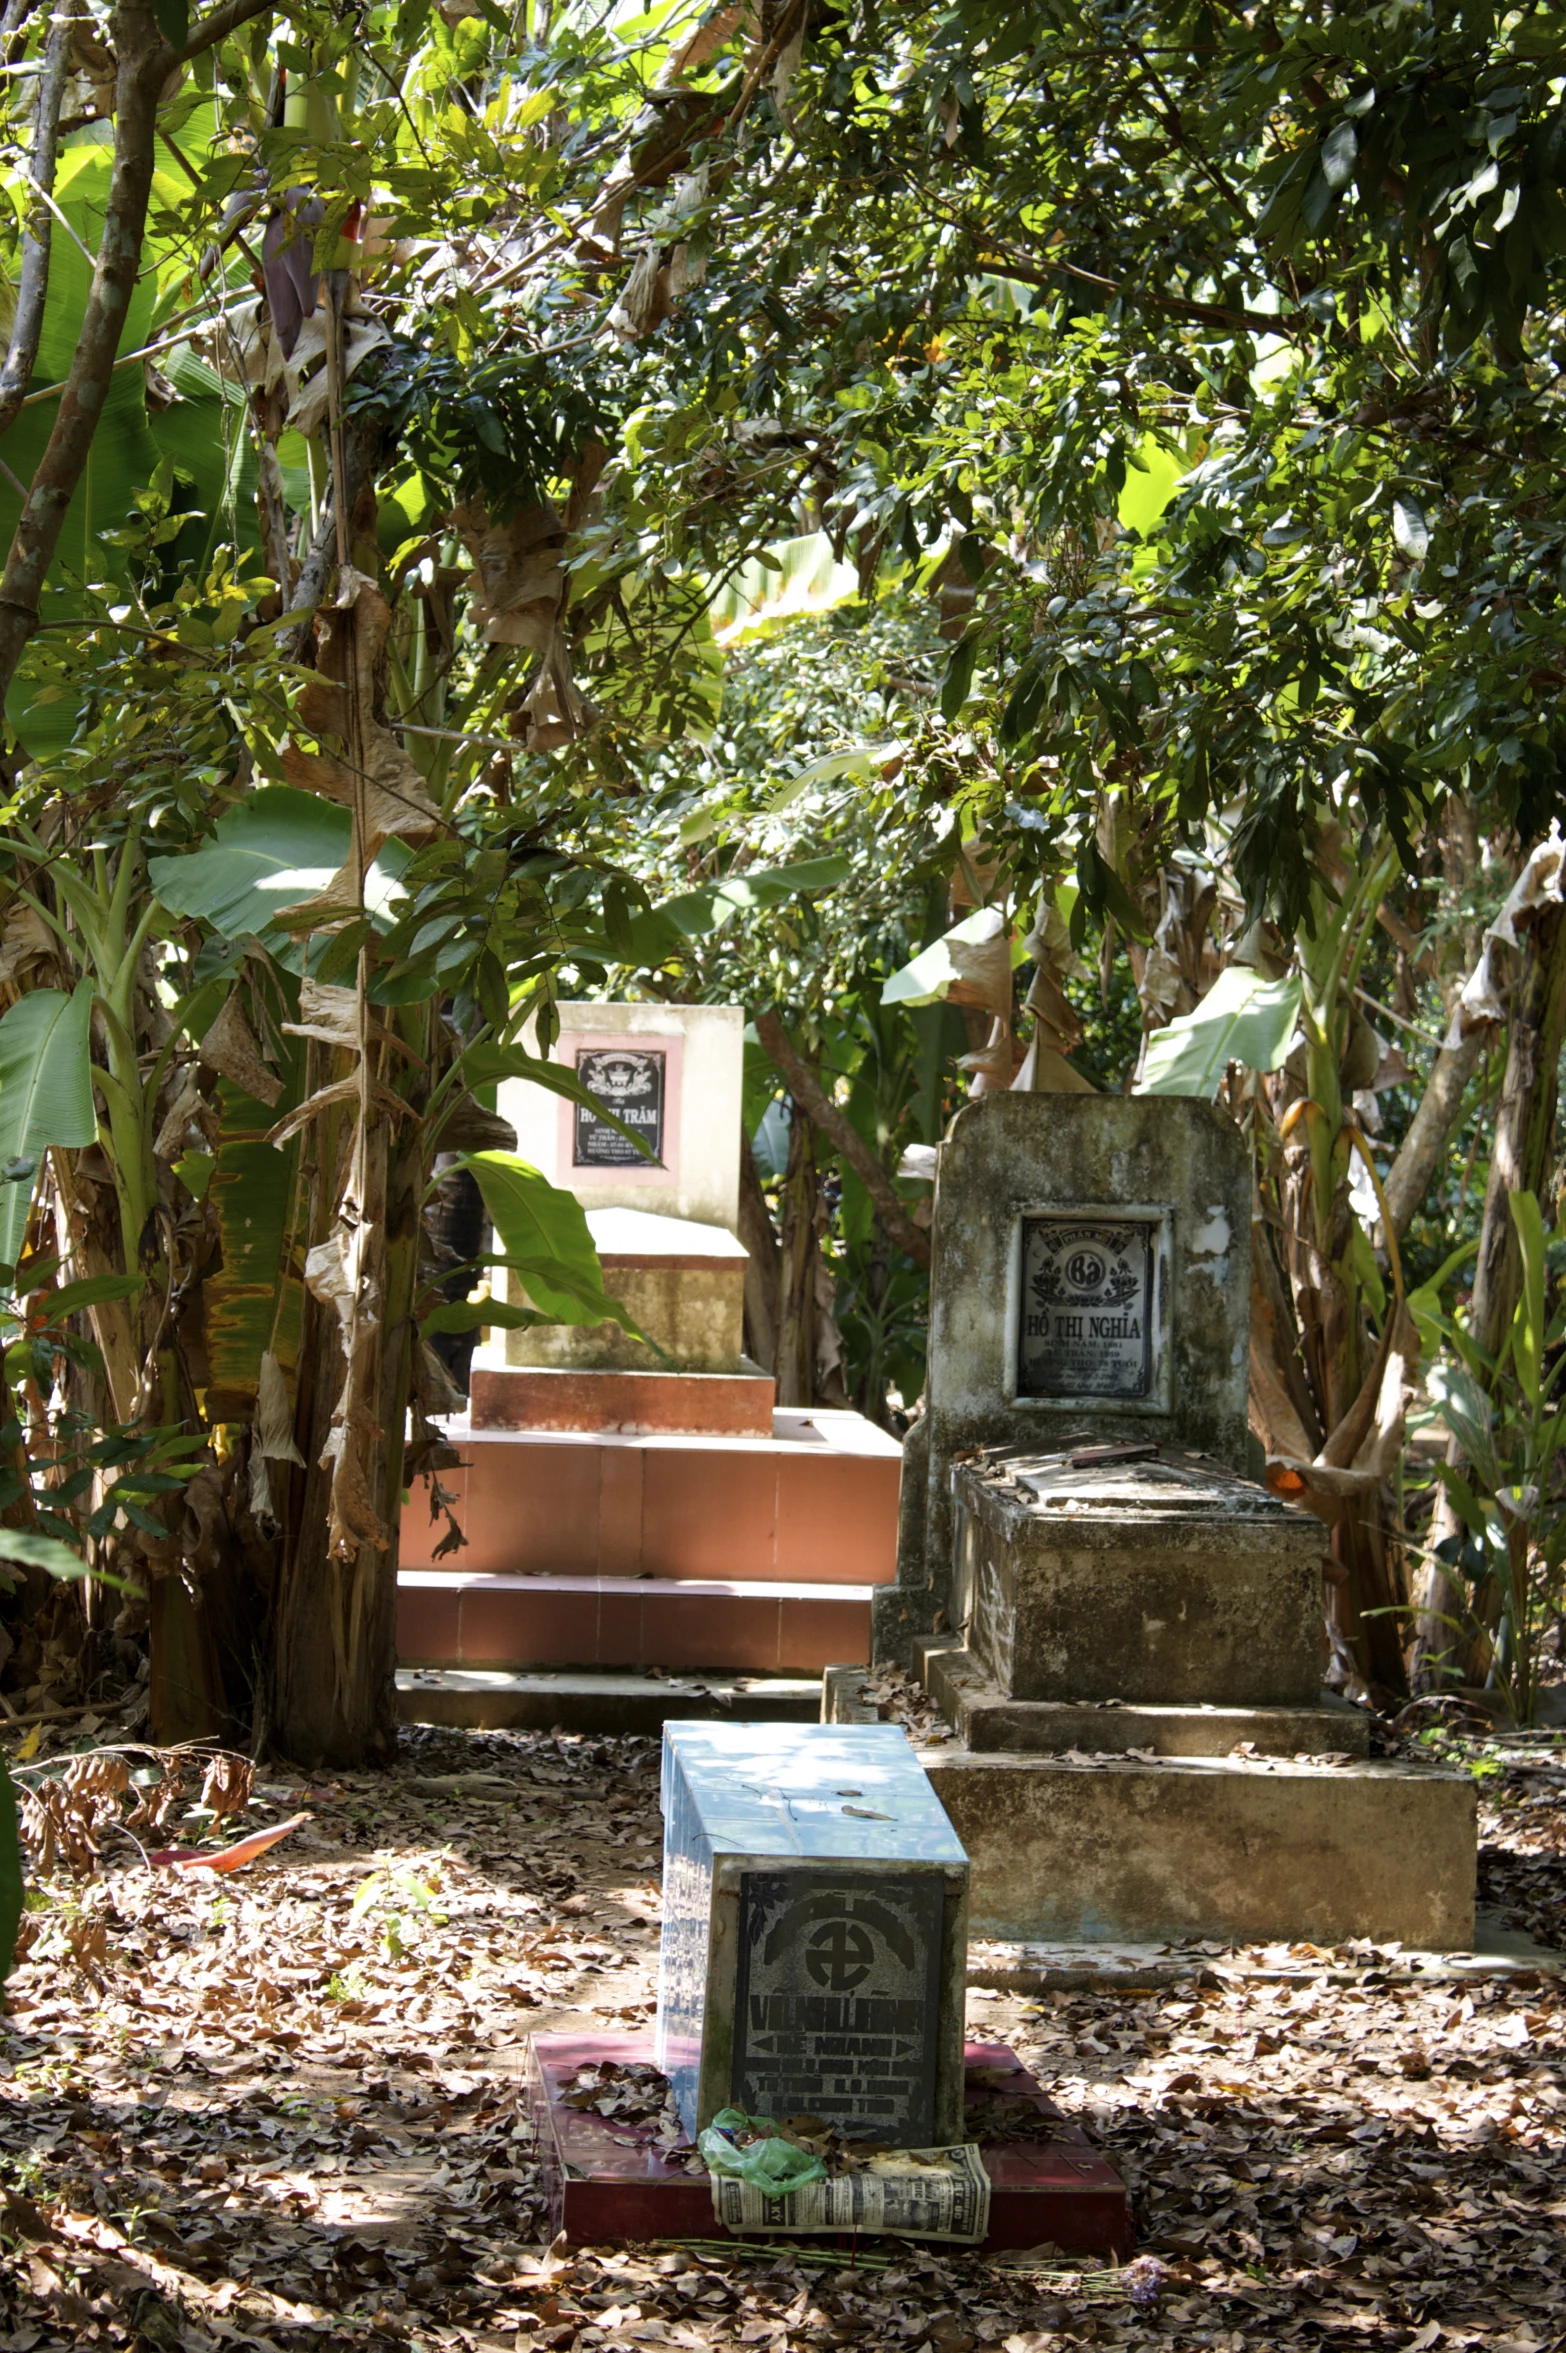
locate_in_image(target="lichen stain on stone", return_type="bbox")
[1189,1205,1232,1255]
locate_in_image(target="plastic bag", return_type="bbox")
[697,2109,828,2193]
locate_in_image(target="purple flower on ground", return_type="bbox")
[1123,2256,1168,2308]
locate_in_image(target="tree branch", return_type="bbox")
[0,0,75,442]
[175,0,275,64]
[754,1011,931,1273]
[0,0,278,706]
[954,206,1298,339]
[0,0,173,703]
[1381,1024,1485,1241]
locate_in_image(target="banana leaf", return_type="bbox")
[0,981,98,1275]
[149,788,411,951]
[1137,968,1303,1097]
[203,1052,304,1416]
[454,1152,646,1334]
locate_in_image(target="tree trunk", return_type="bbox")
[1467,900,1566,1354]
[736,1123,779,1372]
[775,1098,820,1408]
[0,0,273,697]
[265,1112,420,1766]
[754,1010,930,1270]
[1410,898,1566,1687]
[1382,1024,1485,1239]
[0,1,168,698]
[425,1156,487,1393]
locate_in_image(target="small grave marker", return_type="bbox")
[656,1722,968,2144]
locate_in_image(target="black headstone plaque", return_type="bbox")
[1017,1213,1158,1400]
[733,1870,943,2140]
[572,1046,666,1168]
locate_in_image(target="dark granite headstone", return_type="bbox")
[573,1045,666,1168]
[734,1869,945,2139]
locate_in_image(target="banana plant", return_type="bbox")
[1409,1192,1566,1724]
[1137,839,1418,1697]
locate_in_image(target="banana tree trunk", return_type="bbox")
[1411,896,1566,1689]
[265,1110,422,1766]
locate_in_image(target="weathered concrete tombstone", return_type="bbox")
[879,1091,1252,1664]
[655,1721,969,2143]
[846,1091,1478,1954]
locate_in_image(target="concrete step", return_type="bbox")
[397,1666,823,1734]
[398,1569,873,1676]
[922,1746,1477,1950]
[906,1637,1371,1757]
[400,1408,901,1585]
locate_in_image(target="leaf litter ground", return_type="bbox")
[0,1719,1562,2353]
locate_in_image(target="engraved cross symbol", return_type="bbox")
[804,1918,876,1991]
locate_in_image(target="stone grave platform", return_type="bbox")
[921,1743,1474,1949]
[396,1666,824,1734]
[398,1407,899,1681]
[835,1446,1478,1951]
[525,2031,1133,2254]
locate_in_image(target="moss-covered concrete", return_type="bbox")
[922,1748,1477,1949]
[883,1093,1252,1665]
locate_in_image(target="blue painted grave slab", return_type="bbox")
[655,1721,969,2144]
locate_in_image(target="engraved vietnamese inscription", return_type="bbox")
[573,1046,666,1168]
[1017,1214,1157,1401]
[732,1871,942,2141]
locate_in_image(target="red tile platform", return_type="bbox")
[524,2032,1133,2255]
[401,1412,901,1583]
[398,1570,874,1674]
[470,1364,776,1437]
[399,1405,900,1680]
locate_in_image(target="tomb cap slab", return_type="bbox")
[660,1720,966,1864]
[955,1447,1325,1554]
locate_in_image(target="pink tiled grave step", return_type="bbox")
[525,2031,1133,2254]
[399,1408,901,1586]
[397,1570,875,1676]
[470,1363,777,1436]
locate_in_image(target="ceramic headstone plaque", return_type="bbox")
[572,1044,668,1169]
[655,1722,969,2144]
[1015,1210,1168,1404]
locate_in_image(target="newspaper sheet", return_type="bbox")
[709,2145,991,2243]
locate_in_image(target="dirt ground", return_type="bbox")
[0,1718,1562,2353]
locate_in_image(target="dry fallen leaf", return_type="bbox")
[0,1714,1559,2353]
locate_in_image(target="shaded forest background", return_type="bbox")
[0,0,1557,1774]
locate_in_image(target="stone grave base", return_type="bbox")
[918,1640,1371,1756]
[963,1907,1566,1995]
[920,1748,1476,1951]
[525,2031,1133,2255]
